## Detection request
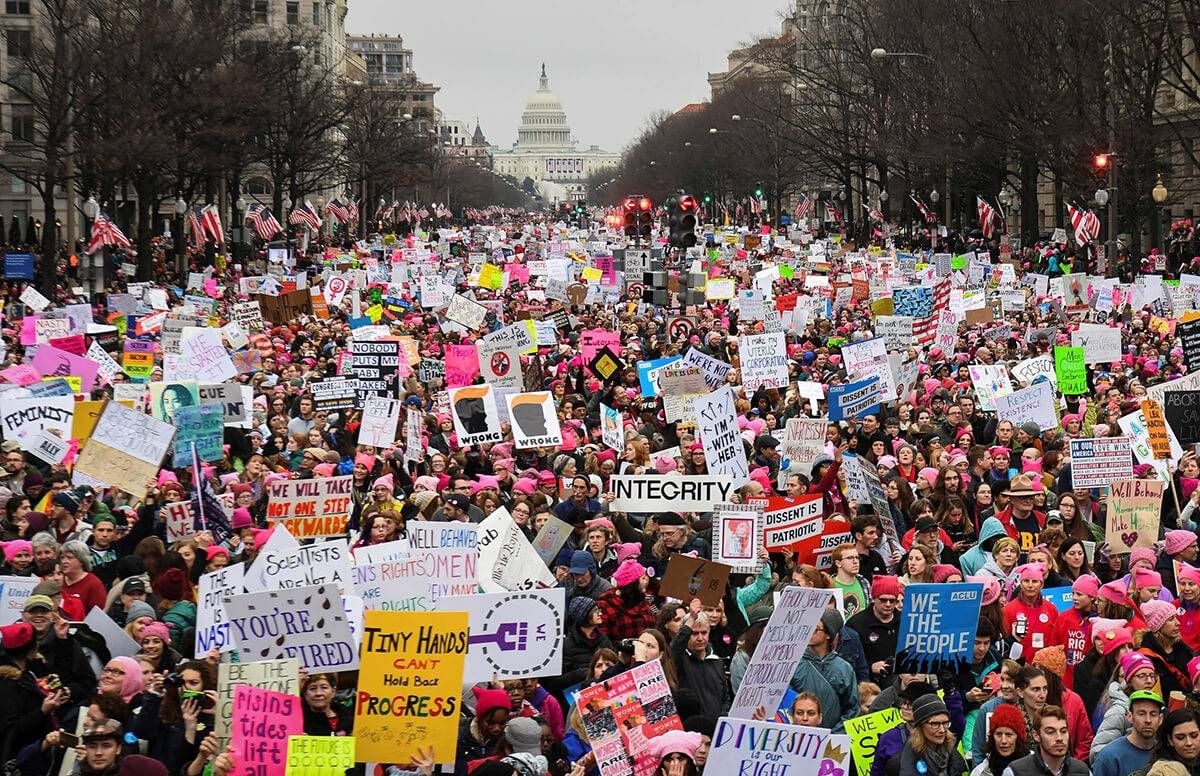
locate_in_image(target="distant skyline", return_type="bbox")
[345,1,790,153]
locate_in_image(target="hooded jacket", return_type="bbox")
[959,517,1008,577]
[797,648,859,731]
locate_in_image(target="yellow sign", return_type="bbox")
[581,266,602,282]
[365,304,383,323]
[285,736,354,776]
[705,278,735,300]
[72,400,105,442]
[478,263,503,290]
[845,707,903,776]
[42,376,81,394]
[354,610,468,766]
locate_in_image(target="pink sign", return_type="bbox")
[33,344,100,392]
[0,364,40,386]
[445,344,480,388]
[230,685,303,776]
[19,316,39,346]
[48,334,86,356]
[580,329,621,366]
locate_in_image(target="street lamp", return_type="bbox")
[82,195,98,220]
[1153,175,1169,204]
[878,190,888,202]
[929,189,939,203]
[1094,187,1109,206]
[709,127,718,134]
[731,114,741,121]
[997,188,1010,208]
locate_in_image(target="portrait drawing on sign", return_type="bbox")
[453,386,490,433]
[723,518,755,560]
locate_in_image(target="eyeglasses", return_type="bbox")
[876,597,898,604]
[924,719,950,729]
[101,666,125,676]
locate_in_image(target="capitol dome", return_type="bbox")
[517,64,573,150]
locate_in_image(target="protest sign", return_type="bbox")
[230,301,263,332]
[0,576,37,625]
[214,659,300,748]
[1055,346,1087,395]
[1012,354,1057,387]
[0,394,73,452]
[230,685,304,776]
[895,582,983,673]
[828,376,881,421]
[695,386,749,485]
[600,402,623,451]
[532,515,573,565]
[245,538,354,595]
[1069,436,1134,489]
[350,340,400,408]
[578,660,682,776]
[876,316,915,351]
[1142,399,1172,459]
[286,737,354,776]
[1073,323,1122,364]
[75,400,174,498]
[995,380,1058,432]
[197,383,250,426]
[475,507,556,592]
[224,583,358,671]
[445,293,488,329]
[180,329,236,383]
[443,343,479,387]
[354,542,478,612]
[309,377,356,412]
[173,404,224,462]
[738,331,788,392]
[729,586,833,719]
[506,391,563,448]
[359,395,400,447]
[608,475,735,512]
[265,475,353,538]
[447,384,503,445]
[32,345,100,393]
[708,719,851,776]
[476,338,523,390]
[1162,390,1200,445]
[82,607,140,657]
[779,418,827,476]
[1106,479,1165,552]
[354,610,468,765]
[660,555,731,607]
[712,503,763,572]
[968,364,1013,411]
[681,348,733,391]
[636,355,682,397]
[164,501,195,543]
[195,563,245,655]
[749,494,824,551]
[149,381,200,424]
[435,588,564,683]
[846,707,904,776]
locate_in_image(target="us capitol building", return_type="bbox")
[491,65,620,205]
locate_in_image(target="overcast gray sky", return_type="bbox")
[345,1,790,153]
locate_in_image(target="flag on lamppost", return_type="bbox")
[244,204,282,241]
[977,196,996,239]
[200,204,224,244]
[1067,202,1101,246]
[86,212,132,254]
[910,194,937,223]
[794,193,814,221]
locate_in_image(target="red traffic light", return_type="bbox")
[1093,154,1109,170]
[638,197,652,211]
[679,195,697,211]
[624,197,638,211]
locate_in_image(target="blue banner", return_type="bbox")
[1042,586,1074,613]
[4,252,34,280]
[173,404,224,463]
[896,582,983,673]
[637,355,681,398]
[828,376,881,421]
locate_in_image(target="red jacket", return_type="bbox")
[1002,595,1060,659]
[1052,607,1092,690]
[1062,687,1094,762]
[1178,598,1200,652]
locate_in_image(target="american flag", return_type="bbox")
[1067,202,1101,246]
[911,278,952,346]
[864,203,884,224]
[910,194,937,223]
[347,198,359,223]
[289,201,321,232]
[85,212,132,254]
[375,200,395,221]
[749,197,763,215]
[244,204,282,241]
[825,202,844,223]
[794,194,814,221]
[324,197,350,223]
[187,206,206,247]
[200,204,224,244]
[977,196,996,239]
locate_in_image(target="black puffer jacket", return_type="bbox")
[0,661,53,764]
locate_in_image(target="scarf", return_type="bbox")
[922,744,952,776]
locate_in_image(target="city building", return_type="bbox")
[439,117,493,161]
[345,34,439,121]
[491,64,619,204]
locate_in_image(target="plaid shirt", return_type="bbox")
[596,588,656,642]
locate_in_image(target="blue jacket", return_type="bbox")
[959,518,1008,577]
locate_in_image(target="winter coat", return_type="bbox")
[1091,681,1130,761]
[0,662,52,765]
[799,649,859,731]
[959,518,1008,577]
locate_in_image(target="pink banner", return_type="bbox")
[581,329,621,366]
[445,344,480,388]
[33,344,100,392]
[230,685,303,776]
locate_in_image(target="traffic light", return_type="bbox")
[703,194,712,204]
[623,196,638,237]
[668,193,698,250]
[637,196,653,238]
[1093,154,1109,173]
[754,185,764,199]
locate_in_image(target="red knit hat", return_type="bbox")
[989,704,1028,744]
[473,687,510,720]
[871,576,902,599]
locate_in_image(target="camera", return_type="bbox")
[618,639,636,656]
[163,672,185,689]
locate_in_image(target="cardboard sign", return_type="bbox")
[506,391,563,448]
[608,474,735,512]
[255,288,312,324]
[660,555,732,606]
[74,401,174,498]
[1055,346,1087,395]
[967,364,1013,412]
[696,386,749,485]
[285,737,354,776]
[1072,323,1122,364]
[195,563,246,655]
[0,394,74,452]
[213,659,300,748]
[309,377,356,412]
[895,582,983,673]
[728,587,833,720]
[353,543,478,612]
[246,538,354,596]
[475,508,557,593]
[995,380,1058,432]
[447,384,503,446]
[354,610,468,765]
[32,345,100,393]
[230,685,304,776]
[349,339,400,408]
[359,395,401,447]
[1162,391,1200,445]
[1142,399,1172,459]
[1069,436,1134,489]
[1106,479,1165,552]
[739,331,788,392]
[708,719,851,776]
[82,607,140,658]
[532,515,573,565]
[224,583,358,671]
[600,402,623,451]
[260,475,350,537]
[846,707,904,776]
[712,503,763,572]
[435,588,565,683]
[1012,354,1056,387]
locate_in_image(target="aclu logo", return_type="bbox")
[950,590,977,602]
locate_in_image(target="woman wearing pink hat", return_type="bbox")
[1138,598,1193,698]
[1052,574,1099,688]
[1175,562,1200,652]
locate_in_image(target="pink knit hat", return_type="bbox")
[1071,574,1100,598]
[1097,579,1128,605]
[1120,651,1155,683]
[1189,655,1200,686]
[372,474,394,491]
[615,543,641,564]
[231,507,252,530]
[110,656,145,702]
[1016,562,1046,582]
[654,455,676,474]
[413,476,439,492]
[1141,599,1178,632]
[140,621,171,646]
[512,478,537,495]
[0,540,31,562]
[612,559,646,588]
[1179,564,1200,586]
[647,731,704,764]
[1130,547,1157,569]
[967,575,1001,606]
[1165,530,1198,556]
[313,463,336,478]
[354,453,377,470]
[1133,567,1162,590]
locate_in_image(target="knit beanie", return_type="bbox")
[1121,651,1156,683]
[988,704,1028,744]
[1141,599,1177,632]
[911,693,949,726]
